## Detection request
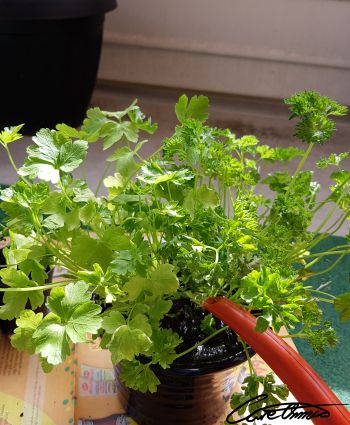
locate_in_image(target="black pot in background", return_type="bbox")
[0,0,117,134]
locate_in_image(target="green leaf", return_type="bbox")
[138,163,193,187]
[72,187,95,203]
[0,124,24,145]
[124,276,149,301]
[149,264,179,296]
[229,373,289,419]
[107,147,139,178]
[129,313,152,337]
[33,316,71,365]
[66,303,102,343]
[183,185,219,214]
[107,325,152,364]
[100,227,132,251]
[334,293,350,321]
[1,181,50,210]
[257,146,305,163]
[255,315,270,333]
[56,123,86,139]
[4,247,31,265]
[71,234,113,271]
[59,140,88,173]
[175,95,188,122]
[48,281,91,317]
[101,122,124,149]
[33,282,102,364]
[81,107,108,140]
[148,299,173,323]
[111,242,152,277]
[79,202,96,225]
[120,360,160,393]
[306,322,337,354]
[102,310,126,334]
[175,95,209,123]
[0,268,44,320]
[64,208,80,231]
[40,356,54,373]
[19,259,48,285]
[43,213,65,230]
[151,328,182,368]
[19,129,88,183]
[0,201,33,235]
[235,135,259,152]
[285,91,347,144]
[317,152,349,169]
[104,173,125,189]
[11,310,43,354]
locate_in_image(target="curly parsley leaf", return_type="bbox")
[257,146,305,163]
[240,268,304,332]
[229,373,289,418]
[285,91,347,144]
[306,322,337,354]
[317,152,349,169]
[151,328,182,369]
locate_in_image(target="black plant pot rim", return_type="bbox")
[0,0,117,20]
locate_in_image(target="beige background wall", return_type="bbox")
[99,0,350,103]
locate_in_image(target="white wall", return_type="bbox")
[100,0,350,103]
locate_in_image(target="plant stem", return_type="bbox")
[3,145,31,185]
[313,193,346,236]
[0,281,70,292]
[289,212,350,261]
[303,245,350,258]
[95,162,112,197]
[308,253,346,277]
[314,297,334,304]
[308,288,335,299]
[280,333,307,339]
[175,326,228,359]
[285,142,314,197]
[303,249,350,269]
[312,175,350,214]
[241,339,256,375]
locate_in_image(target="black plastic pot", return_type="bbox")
[115,300,253,425]
[0,0,117,134]
[116,358,249,425]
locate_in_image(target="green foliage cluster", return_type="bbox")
[0,91,350,415]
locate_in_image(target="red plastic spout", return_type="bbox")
[203,297,350,425]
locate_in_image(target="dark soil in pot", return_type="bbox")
[116,299,253,425]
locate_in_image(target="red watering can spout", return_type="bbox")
[203,297,350,425]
